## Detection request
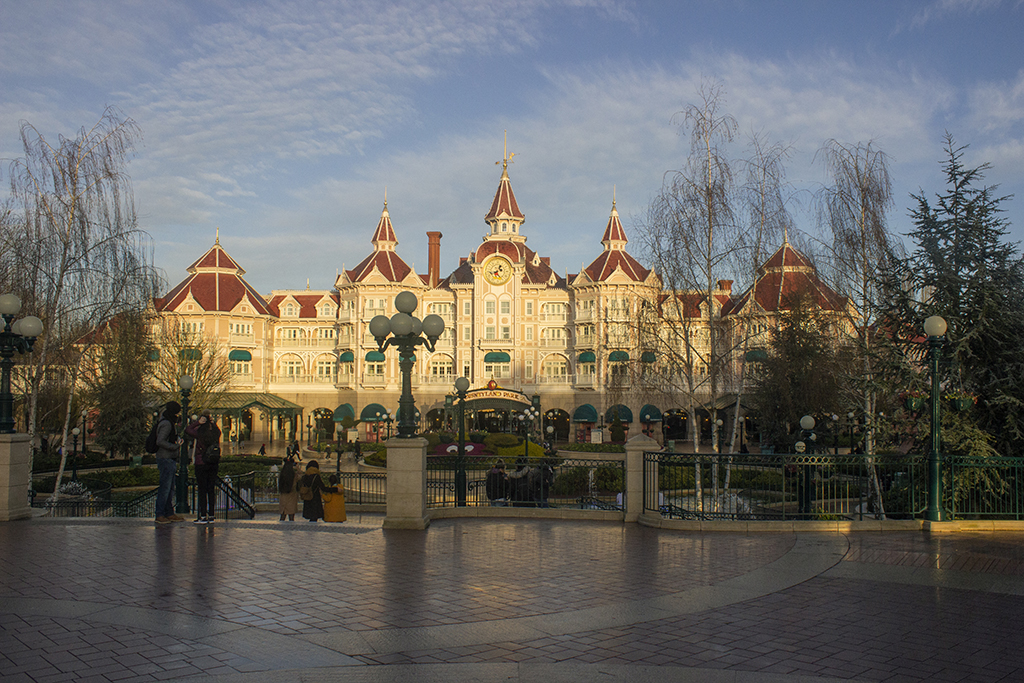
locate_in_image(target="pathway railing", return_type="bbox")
[645,451,1024,521]
[236,470,387,506]
[426,455,624,510]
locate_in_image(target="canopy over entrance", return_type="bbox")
[200,392,303,445]
[572,404,598,423]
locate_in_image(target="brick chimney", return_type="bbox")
[717,279,733,292]
[427,232,442,287]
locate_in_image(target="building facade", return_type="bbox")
[154,159,854,444]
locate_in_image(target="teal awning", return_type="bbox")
[578,351,596,364]
[339,350,354,362]
[572,404,598,423]
[639,404,662,422]
[179,348,202,361]
[333,403,355,422]
[745,348,768,363]
[365,351,386,362]
[228,349,252,362]
[606,404,634,423]
[609,350,629,362]
[484,351,511,363]
[360,403,389,421]
[641,351,656,363]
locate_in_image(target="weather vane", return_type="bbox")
[496,130,515,170]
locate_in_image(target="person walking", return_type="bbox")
[299,460,327,522]
[278,456,299,521]
[154,402,184,524]
[185,411,221,524]
[258,443,266,456]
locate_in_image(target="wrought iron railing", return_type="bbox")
[645,451,925,521]
[426,455,624,510]
[39,486,157,518]
[234,470,387,506]
[645,451,1024,521]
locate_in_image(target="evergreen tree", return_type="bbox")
[882,134,1024,456]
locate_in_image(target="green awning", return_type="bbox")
[360,403,389,421]
[339,350,354,362]
[609,350,630,362]
[484,351,511,363]
[572,404,599,423]
[641,351,656,363]
[179,348,202,361]
[365,351,386,362]
[333,403,355,422]
[228,349,252,362]
[606,404,634,423]
[578,351,596,364]
[639,404,662,422]
[744,348,768,363]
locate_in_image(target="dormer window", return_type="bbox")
[284,303,296,316]
[501,222,507,232]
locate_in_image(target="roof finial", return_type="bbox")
[496,130,515,170]
[306,278,310,290]
[384,186,388,208]
[215,226,220,245]
[612,184,616,208]
[783,223,789,245]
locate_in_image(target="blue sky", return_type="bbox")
[2,0,1023,295]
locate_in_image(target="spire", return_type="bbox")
[600,198,628,251]
[484,134,525,242]
[371,195,398,251]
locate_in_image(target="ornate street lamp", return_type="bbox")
[798,414,816,516]
[715,418,724,454]
[0,294,43,434]
[517,406,540,462]
[71,427,81,481]
[81,409,89,457]
[176,375,193,514]
[924,315,947,522]
[453,376,470,506]
[369,291,445,438]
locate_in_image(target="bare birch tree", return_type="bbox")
[5,107,157,479]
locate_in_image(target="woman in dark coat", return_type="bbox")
[185,411,221,524]
[278,456,299,521]
[300,460,333,522]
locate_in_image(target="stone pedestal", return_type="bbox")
[0,433,32,522]
[383,437,430,530]
[624,433,659,523]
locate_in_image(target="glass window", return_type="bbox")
[501,326,510,339]
[463,301,471,316]
[485,300,495,315]
[485,326,495,340]
[500,300,511,315]
[525,301,534,316]
[525,326,533,341]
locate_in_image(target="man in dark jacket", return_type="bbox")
[154,402,183,524]
[485,459,509,506]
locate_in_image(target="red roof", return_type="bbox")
[267,293,339,318]
[729,241,848,315]
[485,167,524,221]
[475,240,525,263]
[584,250,650,282]
[372,204,398,245]
[346,250,413,283]
[601,204,628,244]
[157,242,271,315]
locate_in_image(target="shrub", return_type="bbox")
[609,416,626,442]
[364,450,387,467]
[468,431,488,444]
[484,433,522,449]
[494,440,545,461]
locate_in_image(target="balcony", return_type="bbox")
[478,339,514,350]
[539,313,568,323]
[273,338,338,350]
[575,335,597,348]
[361,375,387,387]
[228,333,255,346]
[574,374,597,387]
[574,308,594,322]
[539,338,569,348]
[421,374,456,385]
[537,375,571,384]
[270,374,312,384]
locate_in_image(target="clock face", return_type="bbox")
[484,257,513,285]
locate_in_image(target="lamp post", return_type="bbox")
[0,294,43,434]
[71,427,81,480]
[517,406,540,462]
[831,414,839,455]
[307,418,312,447]
[369,291,445,439]
[715,418,724,454]
[798,414,815,516]
[176,375,193,514]
[924,315,947,522]
[847,411,856,453]
[454,377,470,506]
[81,409,89,457]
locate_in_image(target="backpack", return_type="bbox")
[203,444,221,466]
[144,419,163,454]
[298,482,314,501]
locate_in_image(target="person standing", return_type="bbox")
[300,460,327,522]
[322,473,346,523]
[278,456,299,521]
[154,402,183,524]
[485,459,509,506]
[185,411,221,524]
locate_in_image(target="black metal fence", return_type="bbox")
[426,455,624,510]
[646,451,1024,521]
[236,470,387,506]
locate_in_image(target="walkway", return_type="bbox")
[1,516,1023,682]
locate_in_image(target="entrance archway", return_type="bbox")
[543,408,570,442]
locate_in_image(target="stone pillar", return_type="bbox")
[0,433,32,522]
[383,436,430,530]
[624,433,658,523]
